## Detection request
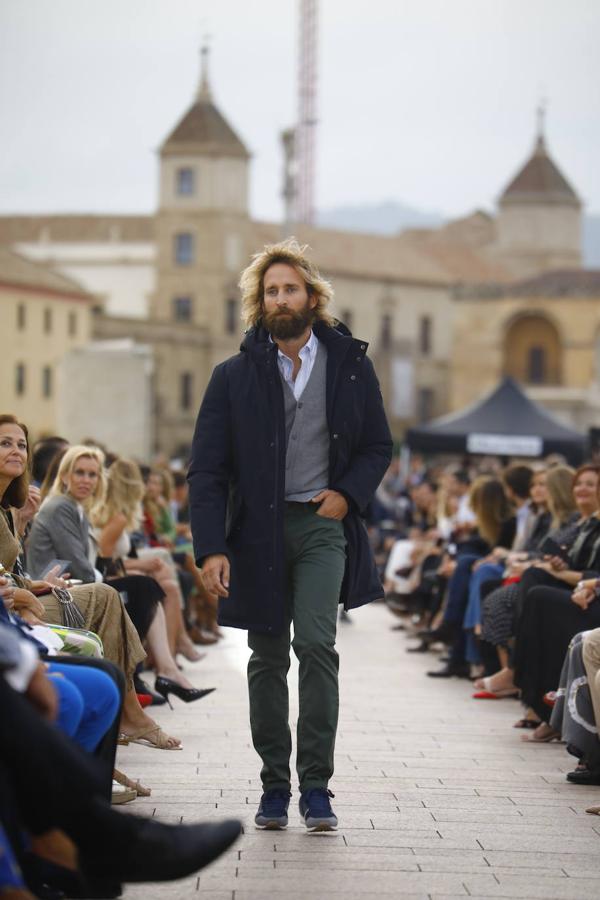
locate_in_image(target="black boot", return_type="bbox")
[426,661,471,678]
[81,808,242,885]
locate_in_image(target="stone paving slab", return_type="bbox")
[119,602,600,899]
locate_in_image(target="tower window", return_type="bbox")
[42,365,53,398]
[528,347,546,384]
[176,168,195,196]
[225,298,238,335]
[419,316,431,355]
[15,363,26,396]
[68,311,77,336]
[43,308,53,334]
[17,304,26,330]
[340,308,353,331]
[174,233,194,266]
[173,296,193,322]
[380,313,392,350]
[417,387,434,423]
[180,372,193,411]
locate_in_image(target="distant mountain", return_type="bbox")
[317,200,600,269]
[317,200,444,235]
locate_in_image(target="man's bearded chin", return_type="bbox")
[263,304,315,340]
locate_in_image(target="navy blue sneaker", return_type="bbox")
[254,789,292,829]
[299,788,338,832]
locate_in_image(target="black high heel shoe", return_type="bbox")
[154,676,215,708]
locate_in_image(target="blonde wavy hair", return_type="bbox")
[545,465,576,528]
[239,238,335,329]
[48,444,106,513]
[92,458,145,532]
[469,475,512,547]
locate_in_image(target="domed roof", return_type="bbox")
[499,131,580,208]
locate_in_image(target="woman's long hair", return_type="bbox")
[545,465,576,528]
[0,414,31,509]
[469,475,512,547]
[239,238,335,329]
[48,444,106,513]
[92,458,144,532]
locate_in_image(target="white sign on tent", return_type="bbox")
[466,433,543,456]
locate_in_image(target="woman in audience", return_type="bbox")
[92,458,210,685]
[508,466,600,738]
[475,465,599,711]
[143,467,222,641]
[550,625,600,783]
[478,465,577,702]
[424,476,515,677]
[0,416,181,750]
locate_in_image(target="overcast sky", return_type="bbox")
[1,0,598,223]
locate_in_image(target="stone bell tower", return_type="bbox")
[495,107,582,278]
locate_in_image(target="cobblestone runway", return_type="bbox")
[119,602,600,899]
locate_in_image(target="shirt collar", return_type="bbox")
[269,329,318,363]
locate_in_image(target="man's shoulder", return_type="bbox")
[212,351,249,376]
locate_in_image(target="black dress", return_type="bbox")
[513,516,600,721]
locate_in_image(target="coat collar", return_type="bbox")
[240,319,368,362]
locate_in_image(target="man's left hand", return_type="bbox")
[310,490,349,520]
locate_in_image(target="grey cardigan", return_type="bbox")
[26,494,97,582]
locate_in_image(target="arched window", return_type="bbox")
[503,315,562,385]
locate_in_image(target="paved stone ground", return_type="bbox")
[118,601,600,899]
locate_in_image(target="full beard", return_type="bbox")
[263,303,315,340]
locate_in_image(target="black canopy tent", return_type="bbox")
[406,377,586,464]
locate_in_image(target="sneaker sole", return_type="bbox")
[302,819,338,832]
[255,820,288,830]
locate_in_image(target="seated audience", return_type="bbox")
[0,417,180,751]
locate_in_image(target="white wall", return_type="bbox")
[16,242,155,318]
[57,341,154,459]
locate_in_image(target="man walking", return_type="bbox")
[188,240,392,831]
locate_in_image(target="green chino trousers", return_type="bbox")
[247,502,347,793]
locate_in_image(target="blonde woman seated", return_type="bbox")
[1,426,180,749]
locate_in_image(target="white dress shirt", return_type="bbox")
[274,330,319,401]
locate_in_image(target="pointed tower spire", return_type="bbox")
[534,98,547,155]
[197,38,212,101]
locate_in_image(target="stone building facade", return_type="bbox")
[0,247,93,435]
[0,57,597,456]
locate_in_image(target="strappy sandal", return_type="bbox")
[119,724,182,750]
[473,675,519,695]
[521,723,561,743]
[111,780,136,805]
[114,768,152,797]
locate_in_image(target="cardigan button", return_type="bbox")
[360,344,366,350]
[350,374,357,381]
[333,433,339,440]
[356,356,362,362]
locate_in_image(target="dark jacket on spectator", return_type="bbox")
[188,320,393,634]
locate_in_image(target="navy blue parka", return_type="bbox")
[187,319,393,635]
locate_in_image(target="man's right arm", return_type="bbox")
[187,363,234,571]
